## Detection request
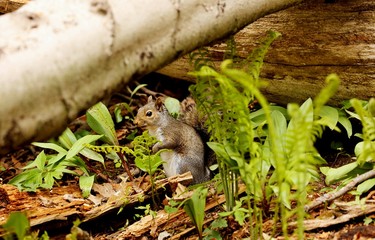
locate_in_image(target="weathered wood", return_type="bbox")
[158,0,375,106]
[110,184,247,239]
[0,0,28,13]
[0,172,193,237]
[0,0,302,155]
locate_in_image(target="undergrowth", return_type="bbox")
[4,29,375,240]
[190,31,345,238]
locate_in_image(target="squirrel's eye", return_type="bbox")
[146,110,153,117]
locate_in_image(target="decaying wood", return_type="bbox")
[0,0,28,13]
[0,172,193,237]
[109,184,246,239]
[158,0,375,106]
[0,184,84,236]
[263,200,375,233]
[83,172,193,221]
[303,202,375,231]
[305,169,375,212]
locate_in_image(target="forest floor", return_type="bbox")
[1,75,375,240]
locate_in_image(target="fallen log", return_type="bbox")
[158,0,375,106]
[0,0,301,154]
[0,172,193,237]
[0,0,28,13]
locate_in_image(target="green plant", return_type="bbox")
[183,186,208,240]
[65,219,90,240]
[1,212,49,240]
[86,102,134,180]
[9,101,135,195]
[322,98,375,196]
[87,130,164,205]
[190,30,344,238]
[203,217,227,240]
[9,130,101,195]
[135,203,157,219]
[113,83,147,123]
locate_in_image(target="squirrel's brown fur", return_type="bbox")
[134,96,210,184]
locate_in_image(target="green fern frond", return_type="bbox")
[314,74,340,117]
[246,31,281,83]
[85,144,132,155]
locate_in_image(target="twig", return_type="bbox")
[118,152,134,181]
[135,82,166,98]
[305,169,375,212]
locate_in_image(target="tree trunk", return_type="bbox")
[158,0,375,106]
[0,0,301,154]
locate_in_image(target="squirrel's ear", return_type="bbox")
[155,97,164,111]
[147,95,153,103]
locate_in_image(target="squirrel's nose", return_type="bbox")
[133,117,143,126]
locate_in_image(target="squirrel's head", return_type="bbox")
[134,96,168,128]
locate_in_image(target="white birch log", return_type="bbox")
[0,0,301,154]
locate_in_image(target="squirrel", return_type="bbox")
[134,96,211,184]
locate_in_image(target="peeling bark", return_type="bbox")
[0,0,301,154]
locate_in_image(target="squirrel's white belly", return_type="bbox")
[161,151,181,177]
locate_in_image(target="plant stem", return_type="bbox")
[118,152,134,181]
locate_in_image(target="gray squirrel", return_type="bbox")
[134,96,210,184]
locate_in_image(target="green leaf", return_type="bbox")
[114,106,123,123]
[65,135,103,160]
[32,142,67,154]
[363,217,374,226]
[35,151,47,171]
[183,187,208,238]
[210,217,228,229]
[322,162,359,185]
[79,175,95,198]
[203,229,222,240]
[2,212,29,240]
[58,128,77,149]
[80,148,104,164]
[9,168,43,192]
[164,97,180,118]
[131,84,147,98]
[41,172,56,189]
[338,111,353,138]
[319,106,339,130]
[272,110,287,147]
[86,102,118,145]
[134,154,163,175]
[47,153,68,166]
[207,142,237,167]
[23,151,46,170]
[357,178,375,194]
[354,142,364,159]
[280,182,291,209]
[164,205,179,214]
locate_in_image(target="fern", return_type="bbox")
[190,31,343,239]
[190,31,281,238]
